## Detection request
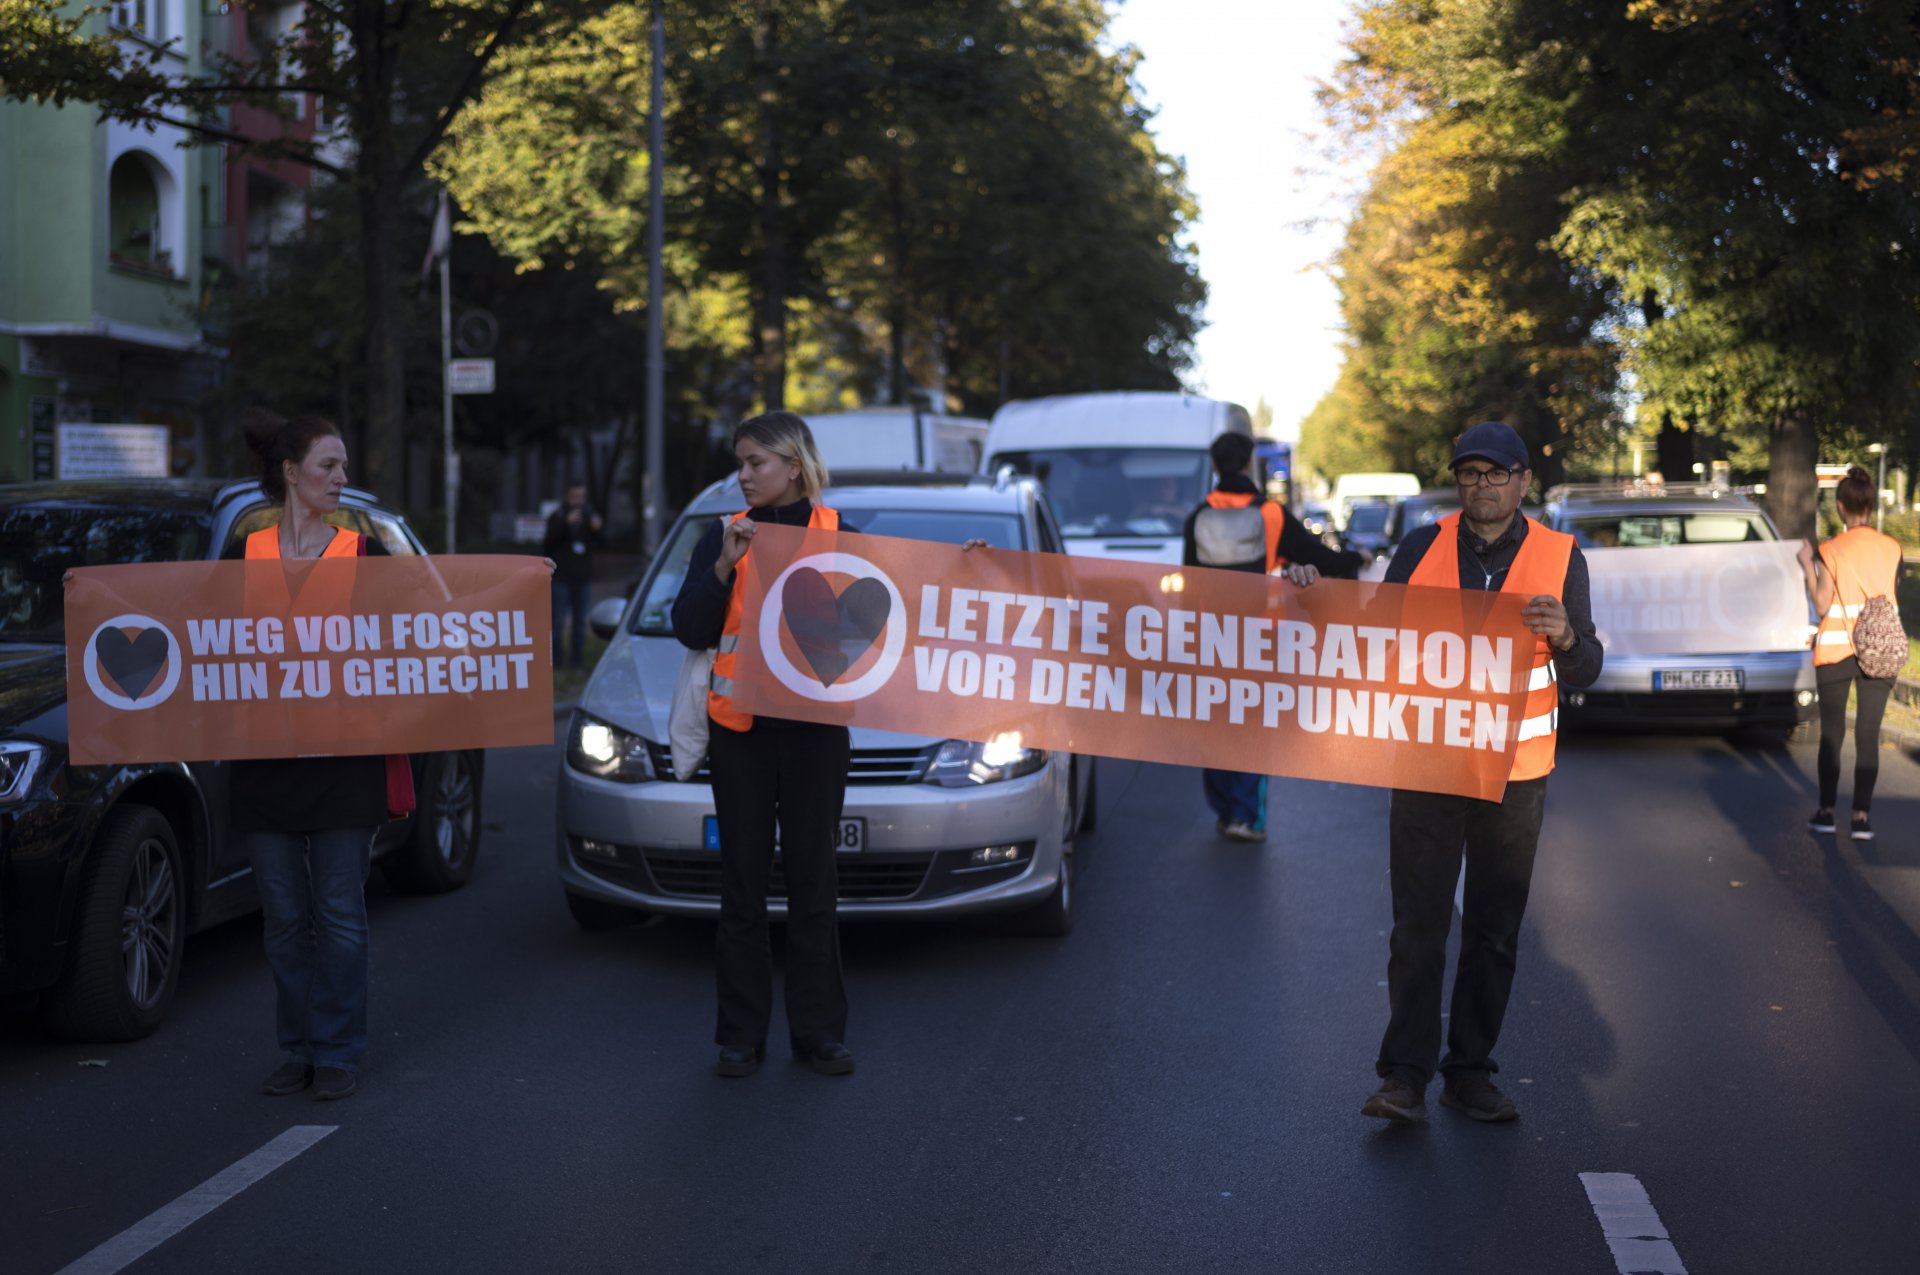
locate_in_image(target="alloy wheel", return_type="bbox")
[120,837,177,1011]
[434,755,477,868]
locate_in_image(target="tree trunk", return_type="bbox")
[754,4,786,411]
[1767,405,1819,541]
[354,1,406,500]
[1654,410,1692,484]
[887,152,908,405]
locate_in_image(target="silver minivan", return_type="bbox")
[556,472,1094,934]
[1543,486,1817,732]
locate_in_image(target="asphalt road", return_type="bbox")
[6,728,1920,1274]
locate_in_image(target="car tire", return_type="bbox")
[1004,766,1077,938]
[565,889,635,931]
[43,804,186,1042]
[381,751,482,894]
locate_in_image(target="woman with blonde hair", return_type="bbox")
[1798,465,1906,841]
[672,411,855,1077]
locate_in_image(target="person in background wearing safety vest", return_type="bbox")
[672,411,859,1079]
[1182,431,1366,842]
[225,412,391,1103]
[1356,421,1603,1124]
[1797,464,1905,841]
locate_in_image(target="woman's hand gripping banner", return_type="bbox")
[727,525,1541,800]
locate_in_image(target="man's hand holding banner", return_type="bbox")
[729,525,1542,800]
[65,556,554,765]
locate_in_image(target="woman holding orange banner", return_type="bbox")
[673,411,858,1079]
[225,411,393,1103]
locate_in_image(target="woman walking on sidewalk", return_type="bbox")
[1799,465,1906,841]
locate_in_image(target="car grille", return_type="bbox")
[640,852,933,901]
[645,741,933,785]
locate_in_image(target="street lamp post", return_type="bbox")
[1868,442,1887,531]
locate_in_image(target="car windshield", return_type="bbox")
[990,448,1210,538]
[1568,512,1773,548]
[1346,503,1392,536]
[630,507,1027,636]
[0,501,212,644]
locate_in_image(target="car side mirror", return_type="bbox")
[588,597,626,640]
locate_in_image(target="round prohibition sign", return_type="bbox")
[757,551,908,702]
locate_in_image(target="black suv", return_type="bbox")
[1,480,485,1040]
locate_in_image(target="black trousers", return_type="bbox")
[707,720,851,1050]
[1815,656,1896,813]
[1376,776,1548,1087]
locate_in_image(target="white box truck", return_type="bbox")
[982,391,1252,564]
[802,407,988,476]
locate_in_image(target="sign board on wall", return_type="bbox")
[447,359,496,395]
[57,423,171,479]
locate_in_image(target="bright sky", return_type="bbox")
[1104,0,1357,444]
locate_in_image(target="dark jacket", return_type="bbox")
[671,498,846,732]
[1182,475,1364,578]
[1384,514,1604,689]
[543,503,603,586]
[220,526,392,834]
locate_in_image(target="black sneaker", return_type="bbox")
[311,1067,357,1101]
[1440,1072,1519,1122]
[1360,1074,1428,1123]
[1808,808,1837,834]
[1851,812,1875,842]
[259,1061,313,1096]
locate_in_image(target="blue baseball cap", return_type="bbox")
[1451,421,1529,471]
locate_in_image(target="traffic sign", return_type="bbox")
[448,358,496,394]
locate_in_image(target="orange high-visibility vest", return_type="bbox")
[244,525,362,561]
[1409,513,1574,782]
[1814,526,1904,667]
[1202,490,1289,573]
[709,505,841,732]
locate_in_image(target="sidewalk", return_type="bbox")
[1835,675,1920,991]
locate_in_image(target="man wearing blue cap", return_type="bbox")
[1360,421,1604,1124]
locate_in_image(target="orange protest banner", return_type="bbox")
[727,525,1542,800]
[64,555,554,765]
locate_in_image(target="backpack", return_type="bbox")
[1825,544,1908,679]
[1193,505,1270,570]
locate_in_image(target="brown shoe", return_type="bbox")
[1440,1072,1518,1122]
[1361,1073,1428,1122]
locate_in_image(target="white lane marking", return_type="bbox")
[55,1125,337,1275]
[1580,1172,1689,1274]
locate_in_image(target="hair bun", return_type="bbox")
[1846,464,1872,483]
[238,407,288,458]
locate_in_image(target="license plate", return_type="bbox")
[702,815,866,854]
[1654,668,1744,691]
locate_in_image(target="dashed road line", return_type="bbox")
[1580,1171,1688,1275]
[54,1124,337,1275]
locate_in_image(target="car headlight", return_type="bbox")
[566,713,656,783]
[925,733,1046,787]
[0,742,47,806]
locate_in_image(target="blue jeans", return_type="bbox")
[553,579,592,670]
[248,828,375,1072]
[1202,770,1267,830]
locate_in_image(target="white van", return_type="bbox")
[803,407,988,476]
[982,391,1252,564]
[1330,471,1422,531]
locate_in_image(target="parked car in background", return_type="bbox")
[1541,484,1816,734]
[1330,471,1421,532]
[1341,498,1396,558]
[983,391,1252,565]
[1386,489,1461,552]
[0,481,485,1040]
[559,472,1094,936]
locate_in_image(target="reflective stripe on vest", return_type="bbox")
[708,505,842,731]
[1202,490,1289,573]
[1813,527,1904,667]
[1408,513,1574,782]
